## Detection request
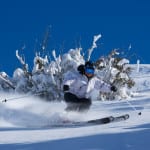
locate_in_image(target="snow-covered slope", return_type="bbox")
[0,64,150,150]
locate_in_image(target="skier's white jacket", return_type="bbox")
[63,71,111,99]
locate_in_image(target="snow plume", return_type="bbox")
[87,34,101,61]
[0,92,89,128]
[0,92,65,127]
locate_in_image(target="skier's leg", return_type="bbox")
[64,93,92,112]
[77,98,92,112]
[64,92,81,111]
[64,92,80,103]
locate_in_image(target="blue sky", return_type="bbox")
[0,0,150,76]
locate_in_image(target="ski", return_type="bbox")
[87,114,129,125]
[51,114,129,128]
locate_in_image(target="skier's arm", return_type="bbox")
[96,79,117,93]
[63,85,69,92]
[63,79,75,92]
[98,81,111,93]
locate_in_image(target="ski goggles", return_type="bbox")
[85,68,95,74]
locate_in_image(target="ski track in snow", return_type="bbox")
[0,64,150,150]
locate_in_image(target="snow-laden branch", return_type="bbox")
[0,73,15,89]
[117,58,129,66]
[87,34,101,61]
[16,50,25,65]
[137,59,140,73]
[52,50,61,72]
[16,50,29,73]
[128,44,132,50]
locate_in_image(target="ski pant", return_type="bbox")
[64,92,92,112]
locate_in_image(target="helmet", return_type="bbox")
[85,61,94,69]
[78,61,95,75]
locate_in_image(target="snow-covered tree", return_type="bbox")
[0,34,135,101]
[95,49,135,100]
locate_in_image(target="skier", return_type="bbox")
[63,61,117,112]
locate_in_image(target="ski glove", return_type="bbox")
[111,85,117,92]
[63,85,69,92]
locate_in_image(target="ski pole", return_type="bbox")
[125,99,142,115]
[1,91,46,103]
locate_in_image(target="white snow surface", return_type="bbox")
[0,64,150,150]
